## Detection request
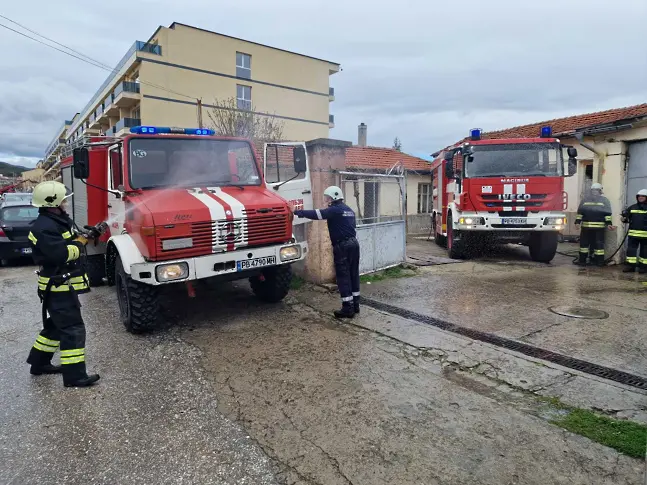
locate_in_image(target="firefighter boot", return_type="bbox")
[30,364,63,375]
[353,296,360,315]
[639,267,647,274]
[334,302,355,319]
[623,266,636,273]
[63,362,100,388]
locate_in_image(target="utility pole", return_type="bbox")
[197,99,203,128]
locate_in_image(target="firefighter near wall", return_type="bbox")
[25,181,104,388]
[429,127,577,262]
[622,188,647,273]
[59,127,308,333]
[574,183,613,266]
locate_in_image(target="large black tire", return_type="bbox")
[106,249,117,286]
[250,265,292,303]
[115,255,160,333]
[529,232,559,263]
[86,254,106,287]
[447,214,466,259]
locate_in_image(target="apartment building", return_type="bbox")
[44,22,340,167]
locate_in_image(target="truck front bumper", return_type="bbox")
[130,241,307,285]
[455,213,566,232]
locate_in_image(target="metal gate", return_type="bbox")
[626,142,647,207]
[340,171,406,274]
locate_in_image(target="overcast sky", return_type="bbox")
[1,0,646,167]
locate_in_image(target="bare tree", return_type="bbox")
[393,137,402,152]
[206,97,284,142]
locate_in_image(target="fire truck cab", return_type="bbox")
[60,126,309,333]
[430,127,577,262]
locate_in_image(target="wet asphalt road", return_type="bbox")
[1,255,645,485]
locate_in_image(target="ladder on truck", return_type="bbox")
[60,135,122,159]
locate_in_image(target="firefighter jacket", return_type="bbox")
[28,210,90,294]
[623,202,647,238]
[575,194,612,229]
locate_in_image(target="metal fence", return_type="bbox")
[340,170,407,274]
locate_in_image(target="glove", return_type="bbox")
[293,210,304,218]
[74,235,89,246]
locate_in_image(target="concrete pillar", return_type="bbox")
[301,138,352,284]
[600,142,628,263]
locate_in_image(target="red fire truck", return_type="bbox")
[429,127,578,262]
[60,126,310,333]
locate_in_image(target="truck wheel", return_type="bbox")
[86,254,106,287]
[447,214,466,259]
[529,232,558,263]
[106,249,117,286]
[250,265,292,303]
[115,255,160,333]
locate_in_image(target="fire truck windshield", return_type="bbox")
[464,143,563,178]
[128,138,261,189]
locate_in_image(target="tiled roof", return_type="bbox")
[345,146,431,172]
[485,103,647,139]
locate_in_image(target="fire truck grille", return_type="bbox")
[481,194,548,209]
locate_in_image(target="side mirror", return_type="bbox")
[73,148,90,179]
[443,150,454,161]
[467,156,474,163]
[567,159,577,177]
[292,145,307,173]
[567,147,578,158]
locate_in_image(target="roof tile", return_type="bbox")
[345,146,430,172]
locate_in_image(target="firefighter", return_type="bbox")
[293,186,360,318]
[26,181,100,387]
[574,183,614,266]
[621,188,647,273]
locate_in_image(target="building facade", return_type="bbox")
[43,22,339,169]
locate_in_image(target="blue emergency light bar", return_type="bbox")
[469,128,482,141]
[540,126,552,138]
[129,126,215,136]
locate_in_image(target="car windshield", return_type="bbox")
[1,205,38,223]
[3,193,32,203]
[464,143,563,178]
[128,138,261,189]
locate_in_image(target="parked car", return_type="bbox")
[0,192,32,207]
[0,202,39,266]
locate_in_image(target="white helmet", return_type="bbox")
[591,183,603,191]
[32,181,72,208]
[324,186,344,201]
[637,189,647,197]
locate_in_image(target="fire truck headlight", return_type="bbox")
[280,245,301,262]
[458,217,485,225]
[545,217,565,226]
[156,262,189,282]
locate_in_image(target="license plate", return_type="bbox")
[21,248,32,254]
[502,218,527,225]
[237,256,277,271]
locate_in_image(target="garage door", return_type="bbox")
[627,141,647,206]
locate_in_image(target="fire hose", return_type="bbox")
[566,221,630,266]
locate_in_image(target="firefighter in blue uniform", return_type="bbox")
[294,186,360,318]
[575,183,614,266]
[26,181,100,388]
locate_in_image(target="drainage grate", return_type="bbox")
[362,297,647,391]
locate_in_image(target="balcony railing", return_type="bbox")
[114,81,140,97]
[44,120,74,158]
[115,118,141,132]
[329,114,335,127]
[66,40,161,136]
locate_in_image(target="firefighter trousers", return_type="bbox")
[333,237,360,305]
[626,236,647,269]
[579,228,606,264]
[27,292,88,384]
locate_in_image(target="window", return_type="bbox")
[417,183,431,213]
[110,149,122,189]
[236,52,251,79]
[264,144,305,184]
[236,85,252,110]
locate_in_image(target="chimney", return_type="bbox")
[358,123,367,147]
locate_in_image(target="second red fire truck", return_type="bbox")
[429,127,578,262]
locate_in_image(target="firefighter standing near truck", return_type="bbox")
[575,183,614,266]
[621,188,647,273]
[293,186,360,318]
[26,181,100,388]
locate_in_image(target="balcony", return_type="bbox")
[89,111,101,129]
[114,81,140,107]
[329,114,335,129]
[329,87,335,102]
[103,94,119,117]
[115,117,141,135]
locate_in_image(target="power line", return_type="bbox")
[0,18,197,102]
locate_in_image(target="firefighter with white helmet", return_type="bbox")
[574,183,614,266]
[621,188,647,273]
[293,186,360,318]
[26,181,100,387]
